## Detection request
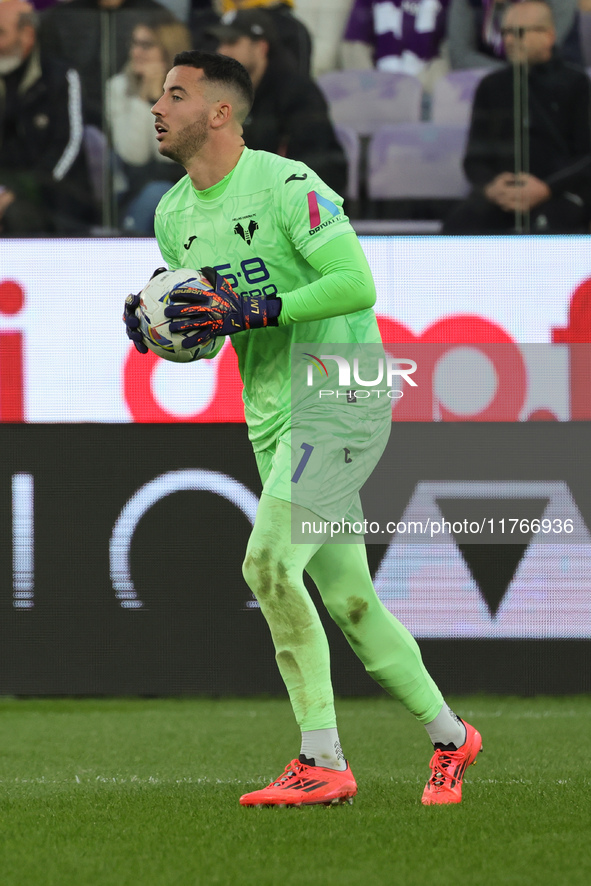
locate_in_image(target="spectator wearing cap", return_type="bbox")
[0,0,96,234]
[209,9,347,194]
[217,0,312,75]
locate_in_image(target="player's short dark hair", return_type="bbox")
[172,50,254,117]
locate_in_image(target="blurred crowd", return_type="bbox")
[2,0,591,236]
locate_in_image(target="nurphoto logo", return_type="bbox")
[303,352,418,400]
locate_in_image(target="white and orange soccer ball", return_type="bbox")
[135,269,218,363]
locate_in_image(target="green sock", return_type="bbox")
[306,541,444,723]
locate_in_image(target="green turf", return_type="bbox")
[0,695,589,886]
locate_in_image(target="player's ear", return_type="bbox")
[211,101,232,128]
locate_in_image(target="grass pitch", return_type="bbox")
[0,695,588,886]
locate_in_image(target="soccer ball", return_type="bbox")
[135,268,218,363]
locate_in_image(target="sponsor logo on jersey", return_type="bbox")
[307,191,340,234]
[183,235,197,250]
[285,173,308,183]
[234,219,259,244]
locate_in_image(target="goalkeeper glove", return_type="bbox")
[123,267,167,354]
[164,266,282,349]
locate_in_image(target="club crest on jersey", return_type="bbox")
[234,219,259,244]
[307,191,340,234]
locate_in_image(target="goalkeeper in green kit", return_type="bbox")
[123,50,482,807]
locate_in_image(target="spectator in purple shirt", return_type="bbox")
[343,0,451,96]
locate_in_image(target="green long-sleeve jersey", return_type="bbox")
[154,147,383,450]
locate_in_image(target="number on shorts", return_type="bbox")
[291,442,314,484]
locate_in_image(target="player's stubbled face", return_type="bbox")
[151,66,210,165]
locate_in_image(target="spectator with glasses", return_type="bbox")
[443,0,591,234]
[106,12,192,233]
[447,0,581,69]
[39,0,178,128]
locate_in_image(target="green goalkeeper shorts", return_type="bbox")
[254,403,391,528]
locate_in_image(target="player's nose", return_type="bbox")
[151,97,164,117]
